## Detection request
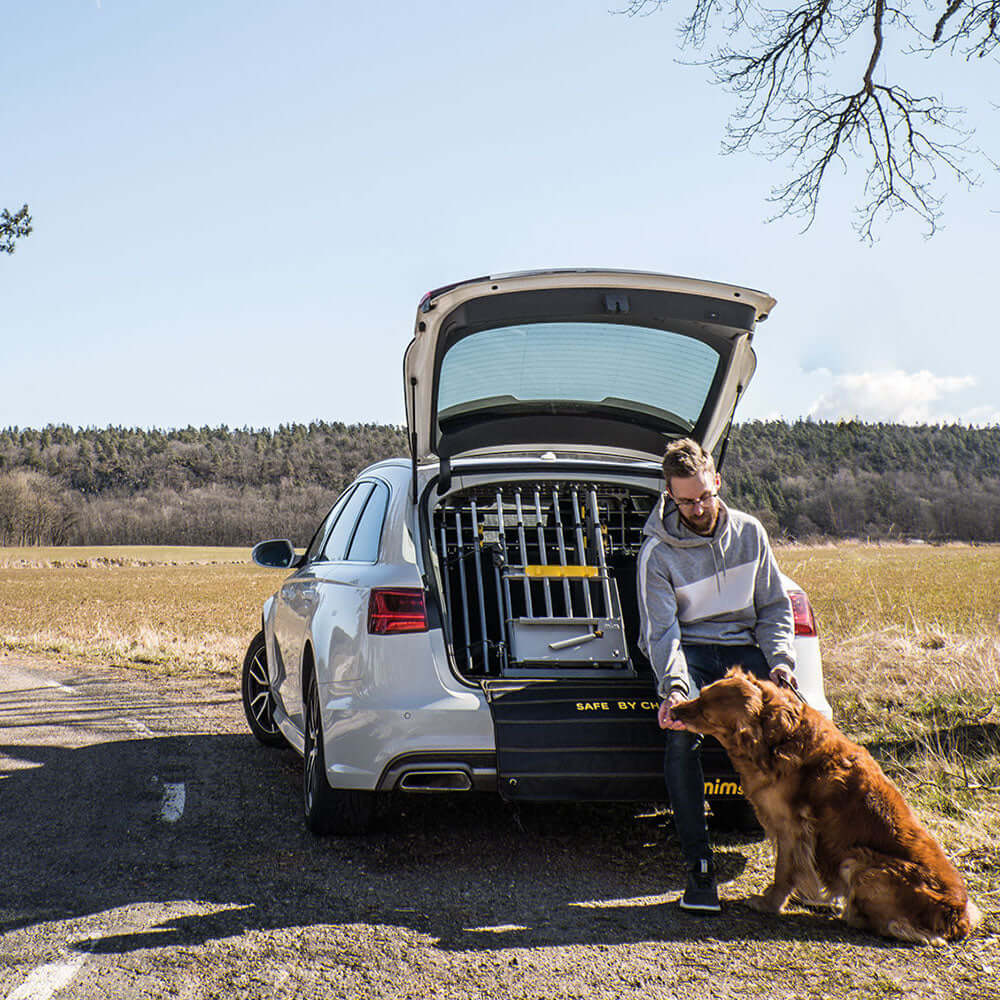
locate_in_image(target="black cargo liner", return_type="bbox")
[484,679,743,803]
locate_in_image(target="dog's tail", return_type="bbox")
[935,896,984,943]
[841,852,982,943]
[963,897,983,935]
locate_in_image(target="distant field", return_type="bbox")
[778,541,1000,642]
[777,542,1000,717]
[0,547,279,674]
[0,545,253,567]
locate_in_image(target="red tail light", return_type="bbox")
[788,590,818,637]
[368,588,428,635]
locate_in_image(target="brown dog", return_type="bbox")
[671,667,981,944]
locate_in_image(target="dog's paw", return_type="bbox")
[790,890,839,911]
[746,893,785,914]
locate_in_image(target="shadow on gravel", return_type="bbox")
[0,734,877,955]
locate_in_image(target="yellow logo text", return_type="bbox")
[704,778,743,796]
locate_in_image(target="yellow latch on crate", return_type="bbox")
[523,565,598,578]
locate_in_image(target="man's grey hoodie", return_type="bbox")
[636,494,795,699]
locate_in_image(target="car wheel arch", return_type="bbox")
[300,641,317,710]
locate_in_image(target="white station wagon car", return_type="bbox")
[242,269,830,834]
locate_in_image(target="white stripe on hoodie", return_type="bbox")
[636,493,795,699]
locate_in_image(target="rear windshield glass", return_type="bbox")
[437,322,720,430]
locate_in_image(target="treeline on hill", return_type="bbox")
[0,423,408,546]
[0,420,998,546]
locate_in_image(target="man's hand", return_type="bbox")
[769,665,799,690]
[658,691,688,731]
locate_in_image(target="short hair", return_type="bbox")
[662,438,716,485]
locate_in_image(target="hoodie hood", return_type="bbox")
[642,492,732,549]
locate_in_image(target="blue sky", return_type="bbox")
[4,0,998,431]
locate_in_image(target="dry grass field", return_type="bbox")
[0,546,277,674]
[1,541,998,882]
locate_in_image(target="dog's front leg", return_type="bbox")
[748,835,796,914]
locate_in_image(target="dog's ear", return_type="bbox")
[731,720,765,766]
[760,686,803,753]
[733,723,757,755]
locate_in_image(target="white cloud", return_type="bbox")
[961,404,1000,426]
[806,369,989,424]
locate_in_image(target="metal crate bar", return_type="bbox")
[588,488,615,615]
[551,486,574,616]
[513,490,533,617]
[469,498,489,671]
[452,508,472,663]
[570,488,594,619]
[534,489,554,617]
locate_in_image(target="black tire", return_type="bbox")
[241,631,286,747]
[303,670,376,835]
[710,798,763,833]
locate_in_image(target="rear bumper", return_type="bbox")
[374,742,747,802]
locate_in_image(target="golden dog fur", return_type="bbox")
[671,668,981,944]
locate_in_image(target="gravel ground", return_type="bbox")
[0,652,996,999]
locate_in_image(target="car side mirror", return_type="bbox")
[251,539,300,569]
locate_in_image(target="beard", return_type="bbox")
[678,506,719,536]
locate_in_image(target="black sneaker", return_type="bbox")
[679,858,721,914]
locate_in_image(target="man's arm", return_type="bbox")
[636,541,691,702]
[752,526,796,677]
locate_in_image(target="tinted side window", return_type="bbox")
[304,486,355,564]
[346,482,390,562]
[320,482,375,562]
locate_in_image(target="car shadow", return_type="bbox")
[0,734,885,955]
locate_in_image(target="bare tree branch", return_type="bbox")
[617,0,987,238]
[933,0,965,43]
[929,0,1000,56]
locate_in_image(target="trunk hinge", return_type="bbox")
[714,383,743,473]
[409,376,419,504]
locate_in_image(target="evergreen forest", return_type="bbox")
[0,420,998,546]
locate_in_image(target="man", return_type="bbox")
[637,438,797,914]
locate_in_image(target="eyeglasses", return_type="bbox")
[670,490,719,510]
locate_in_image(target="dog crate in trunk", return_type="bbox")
[433,481,657,681]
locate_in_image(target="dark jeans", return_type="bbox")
[665,643,770,865]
